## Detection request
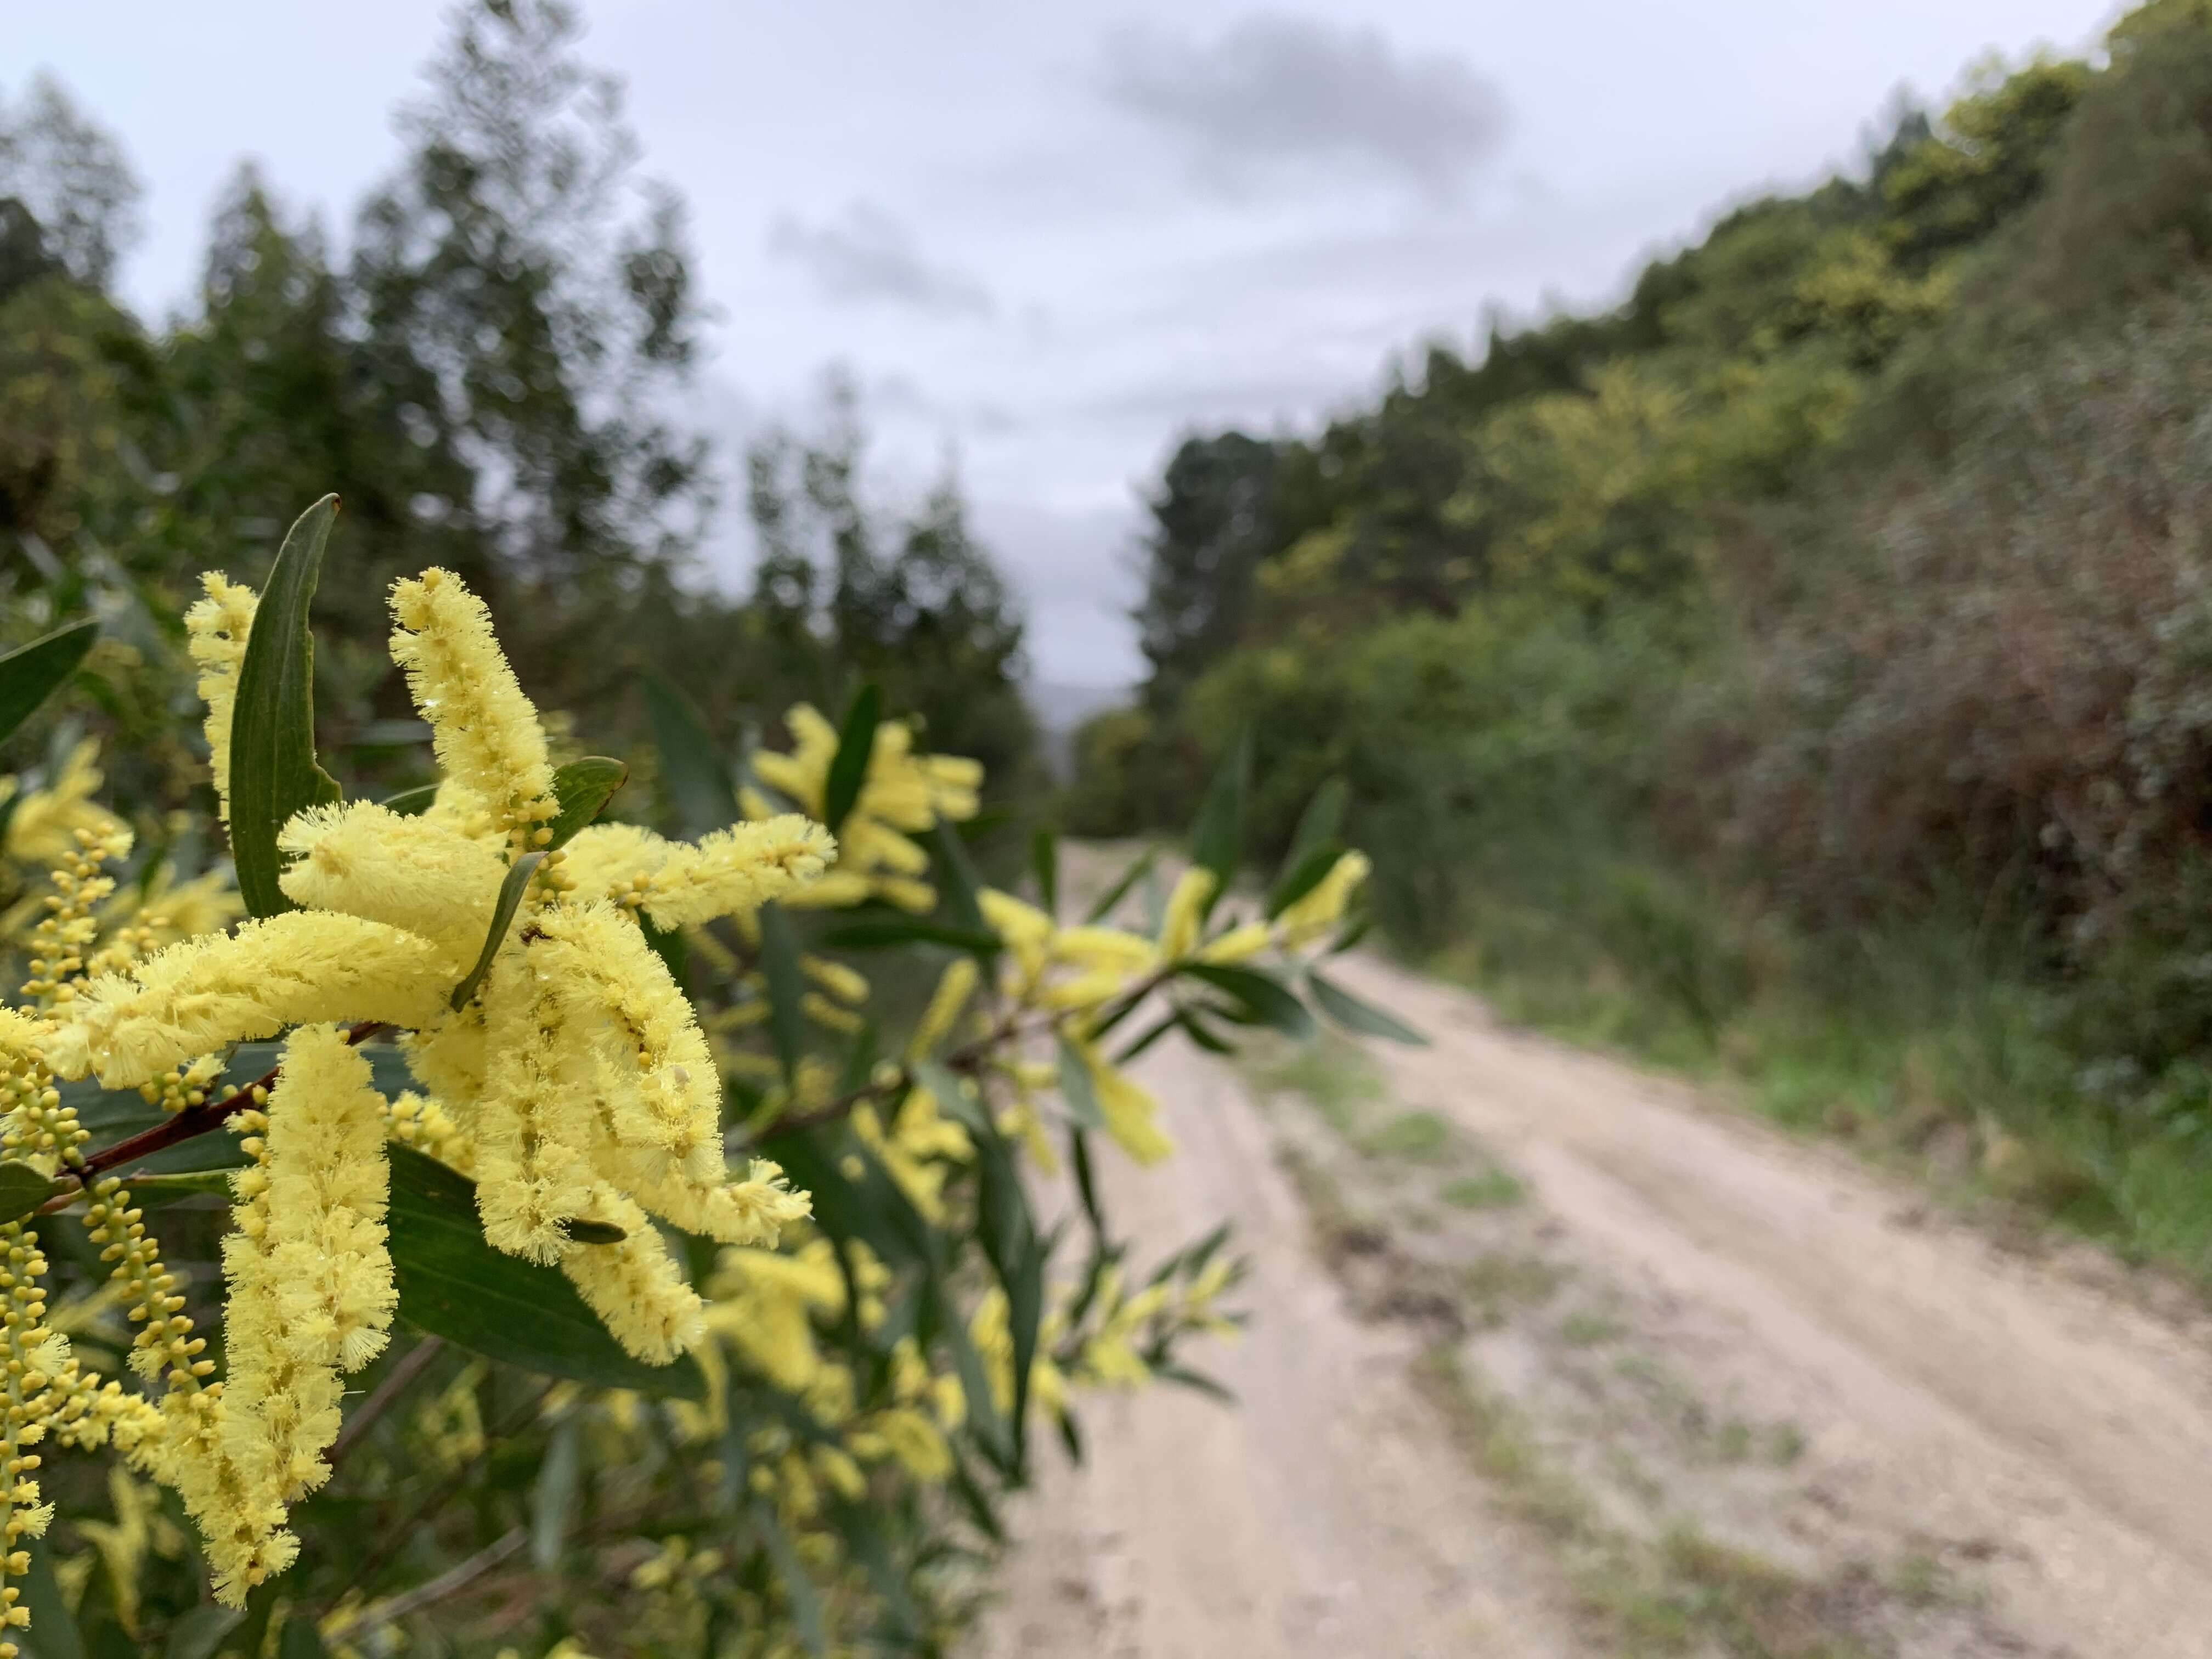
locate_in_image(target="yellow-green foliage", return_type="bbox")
[0,538,1384,1655]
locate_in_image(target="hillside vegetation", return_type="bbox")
[1072,0,2212,1279]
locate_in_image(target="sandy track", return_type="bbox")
[973,1037,1582,1659]
[1334,953,2212,1656]
[978,907,2212,1656]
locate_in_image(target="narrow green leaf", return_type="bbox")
[545,755,628,850]
[1266,837,1346,920]
[1154,1362,1238,1404]
[752,1499,828,1655]
[1054,1034,1106,1130]
[449,851,544,1011]
[229,495,343,918]
[826,1502,924,1641]
[1307,966,1427,1045]
[563,1217,627,1244]
[275,1616,328,1659]
[758,901,805,1088]
[1282,776,1348,882]
[117,1169,235,1206]
[0,618,98,747]
[0,1160,61,1226]
[1084,847,1156,924]
[1187,731,1251,918]
[1030,825,1059,917]
[928,821,988,934]
[530,1417,583,1570]
[1174,1007,1236,1055]
[972,1113,1045,1468]
[163,1604,242,1659]
[820,683,881,836]
[18,1535,84,1659]
[1178,963,1313,1039]
[385,1143,704,1398]
[1110,1011,1178,1066]
[818,913,1000,955]
[378,782,438,817]
[1067,1128,1105,1239]
[642,669,737,836]
[948,1449,1005,1543]
[910,1059,986,1135]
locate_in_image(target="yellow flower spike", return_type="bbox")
[636,819,833,929]
[49,912,453,1088]
[799,992,864,1034]
[182,575,258,825]
[205,1027,395,1598]
[710,1242,849,1393]
[388,568,560,850]
[1156,867,1216,961]
[558,822,673,905]
[470,943,599,1264]
[1198,920,1272,965]
[278,802,507,966]
[906,957,978,1059]
[558,1188,705,1364]
[1274,850,1372,947]
[1,742,127,871]
[799,955,868,1007]
[1068,1036,1174,1165]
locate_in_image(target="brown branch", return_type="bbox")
[326,1526,526,1641]
[326,1336,445,1472]
[40,1020,392,1212]
[741,962,1181,1142]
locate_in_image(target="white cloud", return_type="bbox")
[766,200,995,317]
[1098,12,1509,200]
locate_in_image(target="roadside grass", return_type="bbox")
[1256,1029,1929,1659]
[1441,1169,1527,1210]
[1426,888,2212,1291]
[1414,1347,1875,1659]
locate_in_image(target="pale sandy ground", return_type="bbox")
[974,879,2212,1658]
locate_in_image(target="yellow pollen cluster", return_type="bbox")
[182,574,259,825]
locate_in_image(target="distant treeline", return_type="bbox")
[1072,0,2212,1274]
[0,4,1034,816]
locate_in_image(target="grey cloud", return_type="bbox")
[1098,13,1508,200]
[766,201,995,318]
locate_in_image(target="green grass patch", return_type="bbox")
[1413,1347,1875,1657]
[1358,1109,1452,1161]
[1428,878,2212,1292]
[1441,1167,1527,1210]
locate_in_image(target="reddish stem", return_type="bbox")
[39,1020,391,1210]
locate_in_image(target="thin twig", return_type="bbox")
[744,963,1180,1143]
[40,1020,391,1212]
[326,1526,525,1640]
[326,1336,445,1472]
[330,1381,556,1611]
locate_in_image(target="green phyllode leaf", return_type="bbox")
[229,495,344,919]
[819,682,881,836]
[544,755,628,849]
[642,669,738,837]
[449,851,545,1011]
[0,1159,62,1227]
[1306,966,1427,1045]
[385,1143,705,1398]
[1178,962,1314,1039]
[0,618,99,748]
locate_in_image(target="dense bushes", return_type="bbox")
[1086,3,2212,1278]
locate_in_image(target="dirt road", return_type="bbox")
[976,930,2212,1657]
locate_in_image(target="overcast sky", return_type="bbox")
[11,0,2122,690]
